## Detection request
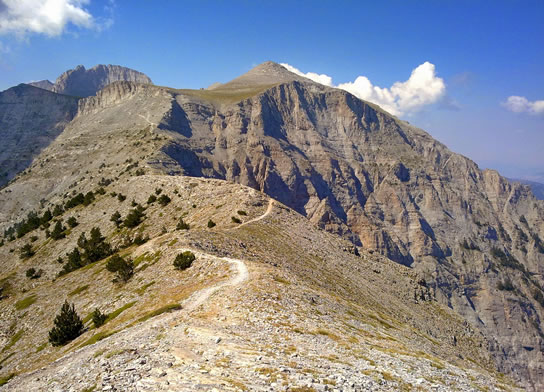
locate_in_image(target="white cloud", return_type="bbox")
[0,0,97,37]
[503,96,544,115]
[280,63,333,87]
[280,62,446,116]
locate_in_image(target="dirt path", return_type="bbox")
[236,199,274,228]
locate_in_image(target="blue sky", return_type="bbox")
[0,1,543,181]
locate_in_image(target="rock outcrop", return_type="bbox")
[0,84,79,187]
[52,64,152,97]
[27,80,54,91]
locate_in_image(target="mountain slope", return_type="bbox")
[0,84,79,187]
[0,174,517,391]
[0,62,542,389]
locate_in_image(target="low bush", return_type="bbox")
[106,254,134,283]
[174,251,195,271]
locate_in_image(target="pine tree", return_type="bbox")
[59,248,83,275]
[106,254,134,282]
[50,220,66,240]
[78,228,112,263]
[92,308,107,328]
[174,251,195,270]
[110,211,122,227]
[48,301,84,346]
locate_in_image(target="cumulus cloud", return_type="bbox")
[0,0,98,37]
[280,63,333,87]
[503,96,544,115]
[280,62,446,116]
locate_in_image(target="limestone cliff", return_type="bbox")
[52,64,152,97]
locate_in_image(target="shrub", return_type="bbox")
[174,251,195,270]
[158,194,171,206]
[67,216,78,228]
[53,204,64,217]
[207,219,216,228]
[155,188,162,195]
[124,206,145,228]
[133,234,149,245]
[231,216,241,224]
[106,254,134,282]
[50,220,66,240]
[135,168,145,176]
[78,228,112,263]
[19,244,34,259]
[26,268,42,279]
[82,191,95,206]
[117,193,126,202]
[176,218,190,230]
[59,248,84,276]
[110,211,122,227]
[237,210,247,216]
[40,209,53,226]
[147,194,157,204]
[48,301,84,346]
[92,308,107,328]
[95,187,106,195]
[65,193,85,209]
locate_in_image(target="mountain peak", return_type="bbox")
[209,61,308,90]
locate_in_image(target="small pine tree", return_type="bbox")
[92,308,107,328]
[67,216,78,228]
[19,243,34,259]
[231,216,241,224]
[48,301,84,346]
[78,228,112,263]
[147,194,157,204]
[124,207,145,228]
[117,193,126,202]
[59,248,84,275]
[52,204,64,217]
[82,191,95,206]
[173,251,195,271]
[207,219,216,228]
[40,209,53,226]
[176,218,190,230]
[50,220,66,240]
[158,194,171,206]
[106,254,134,282]
[110,211,122,227]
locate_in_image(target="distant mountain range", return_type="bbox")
[509,178,544,200]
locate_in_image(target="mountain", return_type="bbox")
[0,62,542,390]
[510,178,544,200]
[0,84,79,187]
[27,80,54,91]
[52,64,152,97]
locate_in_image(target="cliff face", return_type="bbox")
[0,63,543,389]
[52,64,152,97]
[0,84,79,187]
[146,68,544,389]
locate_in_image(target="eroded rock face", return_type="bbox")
[145,75,544,389]
[0,84,79,187]
[52,64,152,97]
[1,63,543,389]
[27,80,54,91]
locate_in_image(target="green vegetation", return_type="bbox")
[25,268,42,279]
[135,281,155,295]
[237,210,247,216]
[78,227,112,263]
[207,219,216,228]
[174,251,195,270]
[105,301,136,323]
[67,216,78,228]
[176,218,190,230]
[231,216,242,224]
[68,284,89,297]
[79,330,117,348]
[157,194,171,206]
[110,211,122,227]
[117,193,126,202]
[15,294,37,310]
[106,254,134,283]
[50,220,66,240]
[19,243,34,259]
[59,248,83,276]
[92,309,107,328]
[0,373,15,386]
[124,206,145,228]
[48,301,84,346]
[147,194,157,204]
[136,303,181,323]
[2,329,24,353]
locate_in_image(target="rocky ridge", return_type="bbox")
[52,64,153,97]
[0,61,542,389]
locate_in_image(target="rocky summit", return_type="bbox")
[0,62,542,391]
